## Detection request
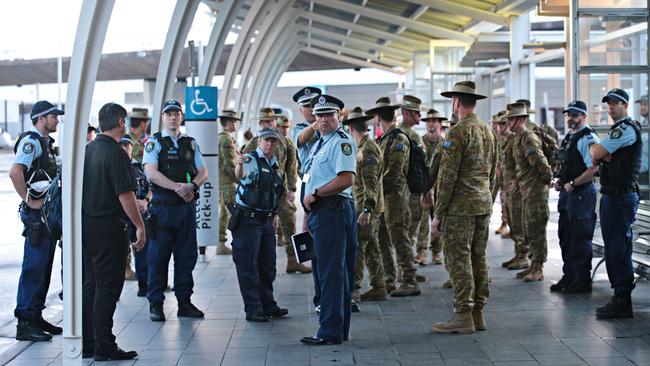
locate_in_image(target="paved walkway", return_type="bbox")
[5,197,650,365]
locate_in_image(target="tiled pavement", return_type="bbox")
[5,199,650,365]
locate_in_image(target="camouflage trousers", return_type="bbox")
[441,215,490,314]
[408,193,424,252]
[379,193,415,285]
[218,191,235,243]
[505,190,528,256]
[523,193,549,263]
[416,206,442,254]
[276,197,297,259]
[354,212,386,290]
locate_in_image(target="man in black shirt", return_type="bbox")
[82,103,145,361]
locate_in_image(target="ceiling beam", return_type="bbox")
[302,12,428,50]
[312,0,474,43]
[300,47,404,74]
[303,37,411,68]
[407,0,510,27]
[300,26,413,60]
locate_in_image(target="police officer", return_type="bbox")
[551,100,599,294]
[590,88,642,319]
[230,127,288,322]
[119,134,153,297]
[143,99,207,321]
[217,109,240,256]
[9,100,63,341]
[300,95,357,345]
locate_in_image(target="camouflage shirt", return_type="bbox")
[129,131,144,164]
[353,135,384,213]
[244,135,297,192]
[378,124,410,197]
[424,133,444,192]
[434,113,498,217]
[218,131,237,195]
[511,129,552,198]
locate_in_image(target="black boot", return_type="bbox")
[35,316,62,335]
[549,276,570,292]
[137,280,148,297]
[94,347,138,361]
[563,282,592,294]
[149,302,165,322]
[596,292,633,319]
[177,301,204,318]
[16,318,52,341]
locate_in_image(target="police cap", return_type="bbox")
[293,87,322,106]
[310,95,344,115]
[31,100,64,120]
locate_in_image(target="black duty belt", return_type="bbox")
[236,205,275,221]
[311,195,349,213]
[151,199,186,207]
[601,184,639,196]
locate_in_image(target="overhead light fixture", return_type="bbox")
[475,58,509,67]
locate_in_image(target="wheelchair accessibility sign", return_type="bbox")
[185,86,218,120]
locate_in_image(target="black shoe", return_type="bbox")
[16,318,52,341]
[177,302,204,318]
[246,313,270,322]
[300,336,341,345]
[563,282,592,294]
[82,349,94,359]
[350,301,360,313]
[35,316,62,335]
[596,293,633,319]
[265,308,288,319]
[149,302,165,322]
[137,280,147,297]
[94,347,138,361]
[550,277,570,292]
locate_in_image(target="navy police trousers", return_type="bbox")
[600,192,638,294]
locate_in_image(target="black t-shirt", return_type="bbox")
[82,134,136,218]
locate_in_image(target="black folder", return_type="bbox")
[291,231,315,263]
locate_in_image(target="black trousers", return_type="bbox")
[82,215,128,354]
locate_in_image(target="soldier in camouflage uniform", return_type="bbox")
[275,115,310,273]
[491,112,509,236]
[517,99,559,145]
[417,109,447,266]
[242,108,307,273]
[432,81,498,334]
[217,110,240,255]
[344,107,388,302]
[505,103,552,282]
[369,97,420,297]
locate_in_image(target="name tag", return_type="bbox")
[262,168,270,173]
[302,174,311,183]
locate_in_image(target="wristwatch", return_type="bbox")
[191,182,199,191]
[569,181,575,187]
[313,189,320,200]
[363,208,371,214]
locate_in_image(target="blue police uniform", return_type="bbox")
[303,123,357,343]
[598,116,642,296]
[231,146,286,319]
[142,129,204,307]
[291,122,319,175]
[556,124,599,289]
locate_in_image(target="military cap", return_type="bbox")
[254,107,275,120]
[129,107,151,121]
[441,80,486,100]
[310,94,344,115]
[258,127,282,141]
[366,96,400,115]
[505,102,529,118]
[400,95,423,111]
[276,115,291,127]
[162,99,182,113]
[602,88,629,104]
[293,87,322,106]
[494,110,508,124]
[562,100,588,115]
[30,100,64,120]
[635,94,648,104]
[342,106,373,125]
[420,108,447,122]
[515,99,536,114]
[218,109,242,121]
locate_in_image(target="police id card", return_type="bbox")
[291,231,315,263]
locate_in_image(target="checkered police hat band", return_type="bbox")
[567,107,587,114]
[608,93,628,104]
[32,106,59,119]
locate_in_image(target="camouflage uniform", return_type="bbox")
[511,129,552,264]
[353,135,386,291]
[218,131,237,244]
[502,135,528,257]
[129,131,144,164]
[399,124,426,256]
[378,124,416,286]
[434,114,498,314]
[419,134,444,255]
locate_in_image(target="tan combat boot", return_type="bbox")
[507,254,529,270]
[433,312,475,334]
[286,257,312,274]
[516,265,533,279]
[125,248,136,281]
[442,279,452,289]
[414,250,428,266]
[501,254,517,268]
[431,252,442,265]
[523,261,544,282]
[360,287,388,301]
[353,289,361,303]
[390,283,421,297]
[217,241,232,255]
[472,308,486,331]
[385,282,396,294]
[495,222,508,235]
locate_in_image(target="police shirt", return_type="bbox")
[290,121,319,174]
[573,125,600,167]
[235,147,279,208]
[141,129,205,170]
[303,127,356,199]
[14,126,49,168]
[600,117,638,155]
[82,134,136,218]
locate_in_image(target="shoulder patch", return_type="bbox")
[22,142,34,154]
[609,128,622,139]
[145,141,155,153]
[525,146,535,157]
[364,156,376,164]
[341,142,352,156]
[394,143,405,151]
[442,140,453,149]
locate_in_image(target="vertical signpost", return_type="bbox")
[185,86,219,249]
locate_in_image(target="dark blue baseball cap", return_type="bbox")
[162,99,182,113]
[119,134,133,145]
[562,100,588,115]
[30,100,64,120]
[601,88,629,104]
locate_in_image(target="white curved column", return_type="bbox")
[198,0,242,86]
[261,47,300,108]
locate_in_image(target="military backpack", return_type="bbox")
[385,128,430,194]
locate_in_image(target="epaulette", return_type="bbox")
[337,130,349,139]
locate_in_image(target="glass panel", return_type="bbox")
[578,73,649,125]
[578,15,648,67]
[579,0,648,8]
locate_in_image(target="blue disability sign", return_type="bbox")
[185,86,218,121]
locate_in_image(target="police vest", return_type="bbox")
[600,118,642,188]
[151,132,198,195]
[237,151,284,212]
[14,131,58,189]
[556,127,594,185]
[131,163,150,200]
